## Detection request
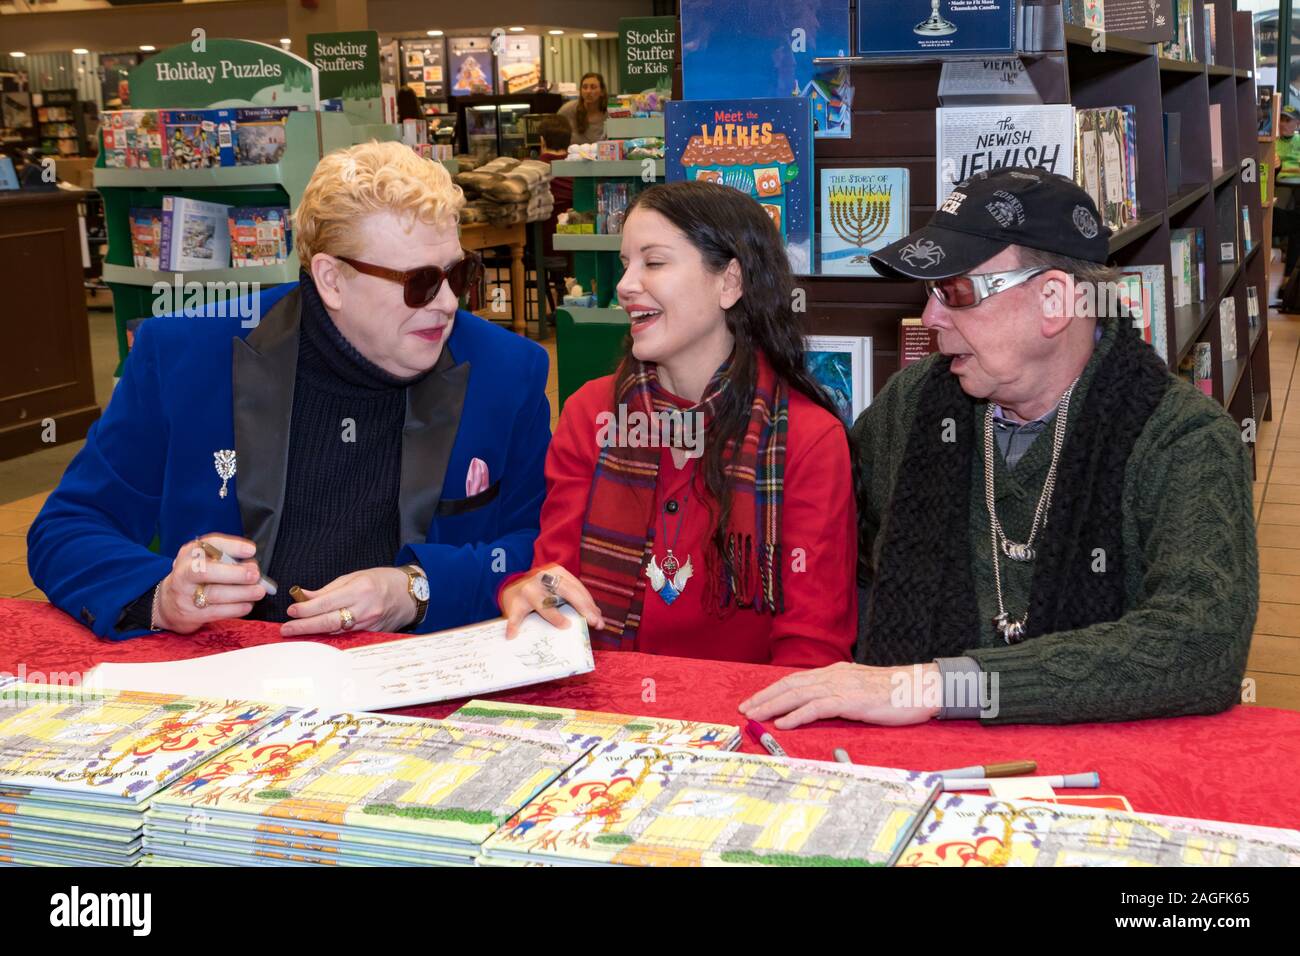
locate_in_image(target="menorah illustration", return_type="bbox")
[915,0,958,36]
[827,186,893,249]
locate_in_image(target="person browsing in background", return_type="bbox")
[28,141,551,640]
[500,180,857,667]
[396,86,423,124]
[1271,105,1300,283]
[558,72,609,146]
[741,167,1256,728]
[537,114,573,262]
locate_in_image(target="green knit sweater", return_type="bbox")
[852,320,1258,724]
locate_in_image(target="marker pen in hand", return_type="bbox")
[745,719,787,758]
[199,540,278,596]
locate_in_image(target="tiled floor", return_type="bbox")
[3,323,1297,711]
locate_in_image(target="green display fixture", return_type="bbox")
[550,159,665,309]
[555,307,630,410]
[95,39,400,375]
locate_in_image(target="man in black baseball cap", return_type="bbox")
[741,166,1257,731]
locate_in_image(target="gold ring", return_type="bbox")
[192,584,207,609]
[338,607,355,631]
[541,595,559,608]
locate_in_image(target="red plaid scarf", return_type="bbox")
[578,350,788,649]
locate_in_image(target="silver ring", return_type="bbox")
[539,572,559,594]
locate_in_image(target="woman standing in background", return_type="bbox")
[558,72,609,146]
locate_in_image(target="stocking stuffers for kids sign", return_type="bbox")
[666,97,814,273]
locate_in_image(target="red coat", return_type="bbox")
[525,374,857,667]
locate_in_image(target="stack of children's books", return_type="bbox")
[141,709,592,866]
[0,683,281,867]
[478,743,941,867]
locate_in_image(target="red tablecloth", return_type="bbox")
[2,598,1297,830]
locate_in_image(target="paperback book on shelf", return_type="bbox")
[857,0,1015,57]
[159,196,232,272]
[1117,264,1169,361]
[804,335,872,427]
[818,167,909,277]
[936,104,1075,206]
[900,317,939,369]
[1220,296,1238,363]
[129,207,164,271]
[479,743,942,867]
[1170,226,1206,306]
[1179,341,1214,395]
[666,97,814,273]
[161,108,236,169]
[0,683,282,867]
[234,106,299,165]
[1075,105,1141,233]
[228,206,292,267]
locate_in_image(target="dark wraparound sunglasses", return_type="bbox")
[338,252,484,307]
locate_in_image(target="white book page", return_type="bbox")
[87,608,594,711]
[343,607,594,710]
[88,641,349,707]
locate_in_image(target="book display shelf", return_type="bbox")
[93,40,399,375]
[800,1,1272,474]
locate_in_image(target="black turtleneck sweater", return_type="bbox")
[119,275,426,629]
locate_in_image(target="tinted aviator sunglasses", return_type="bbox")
[338,252,484,307]
[924,266,1050,309]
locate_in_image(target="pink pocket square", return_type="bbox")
[466,457,490,496]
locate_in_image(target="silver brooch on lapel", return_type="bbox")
[214,450,236,499]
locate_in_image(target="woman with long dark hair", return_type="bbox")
[558,72,608,146]
[500,181,857,666]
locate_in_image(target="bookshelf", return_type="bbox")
[799,1,1272,475]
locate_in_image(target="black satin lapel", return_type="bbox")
[232,289,302,570]
[399,351,471,548]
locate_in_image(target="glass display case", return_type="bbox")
[451,93,562,160]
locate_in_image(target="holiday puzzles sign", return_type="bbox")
[129,39,318,109]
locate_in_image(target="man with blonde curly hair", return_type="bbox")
[30,141,551,640]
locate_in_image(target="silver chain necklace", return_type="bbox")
[984,379,1078,644]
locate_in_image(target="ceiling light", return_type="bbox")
[72,48,89,55]
[9,52,26,58]
[139,45,156,52]
[509,27,525,33]
[427,30,444,37]
[583,33,599,39]
[549,30,565,36]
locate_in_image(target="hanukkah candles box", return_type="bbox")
[666,97,814,274]
[818,167,910,277]
[858,0,1016,56]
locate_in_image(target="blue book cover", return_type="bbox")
[819,167,909,276]
[681,0,851,100]
[666,97,815,273]
[858,0,1015,56]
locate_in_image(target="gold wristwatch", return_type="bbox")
[401,564,430,627]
